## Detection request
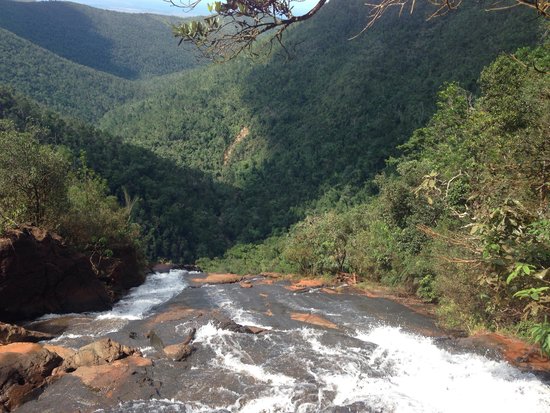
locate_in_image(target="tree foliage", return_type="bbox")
[101,1,540,258]
[171,0,549,59]
[0,107,142,261]
[0,120,69,229]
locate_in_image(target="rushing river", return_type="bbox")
[21,271,550,413]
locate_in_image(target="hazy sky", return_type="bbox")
[54,0,322,16]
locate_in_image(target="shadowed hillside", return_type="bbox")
[0,0,201,79]
[100,0,541,244]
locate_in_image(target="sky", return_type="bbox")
[48,0,322,17]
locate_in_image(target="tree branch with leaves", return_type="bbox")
[169,0,549,60]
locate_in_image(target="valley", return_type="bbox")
[0,0,548,410]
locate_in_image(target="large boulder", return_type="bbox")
[0,323,54,345]
[0,226,112,322]
[62,339,141,371]
[0,343,62,411]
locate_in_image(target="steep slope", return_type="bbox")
[100,0,541,243]
[0,0,201,79]
[0,27,139,121]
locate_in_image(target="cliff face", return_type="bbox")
[0,226,145,322]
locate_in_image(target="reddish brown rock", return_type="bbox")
[192,273,243,284]
[458,333,550,372]
[143,306,202,330]
[255,279,276,285]
[0,343,62,411]
[0,226,111,322]
[96,245,145,302]
[290,313,339,329]
[246,326,267,334]
[285,278,328,292]
[0,322,54,345]
[62,339,141,371]
[163,343,194,361]
[42,345,76,363]
[70,356,152,393]
[240,281,253,289]
[151,263,174,273]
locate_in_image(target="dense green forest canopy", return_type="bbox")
[0,0,544,265]
[0,26,139,122]
[0,0,548,352]
[200,45,550,354]
[100,0,541,254]
[0,86,234,261]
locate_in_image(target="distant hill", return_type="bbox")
[0,0,202,79]
[0,86,235,261]
[0,27,139,121]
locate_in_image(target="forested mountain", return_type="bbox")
[100,0,540,246]
[0,0,547,357]
[0,0,543,263]
[0,0,201,79]
[0,86,234,261]
[0,0,203,121]
[201,45,550,352]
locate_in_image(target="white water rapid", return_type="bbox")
[43,270,190,346]
[25,272,550,413]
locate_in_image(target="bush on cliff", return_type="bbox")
[0,120,70,230]
[0,120,143,266]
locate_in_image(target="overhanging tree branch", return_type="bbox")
[169,0,549,60]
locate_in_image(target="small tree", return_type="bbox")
[0,120,70,229]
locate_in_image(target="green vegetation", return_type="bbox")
[0,119,141,262]
[0,120,70,229]
[0,0,547,351]
[0,0,204,122]
[203,45,550,353]
[0,27,138,122]
[0,86,235,261]
[101,0,540,247]
[0,0,201,79]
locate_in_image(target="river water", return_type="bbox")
[21,270,550,413]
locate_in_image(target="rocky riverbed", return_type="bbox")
[1,270,549,412]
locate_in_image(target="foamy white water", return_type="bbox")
[175,323,550,412]
[34,273,550,413]
[97,270,188,320]
[43,270,189,346]
[203,285,273,330]
[351,326,550,412]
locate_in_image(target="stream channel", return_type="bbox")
[18,270,550,412]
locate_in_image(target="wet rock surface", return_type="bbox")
[0,322,54,345]
[0,226,111,322]
[0,343,62,411]
[8,272,550,412]
[62,338,141,371]
[0,226,145,322]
